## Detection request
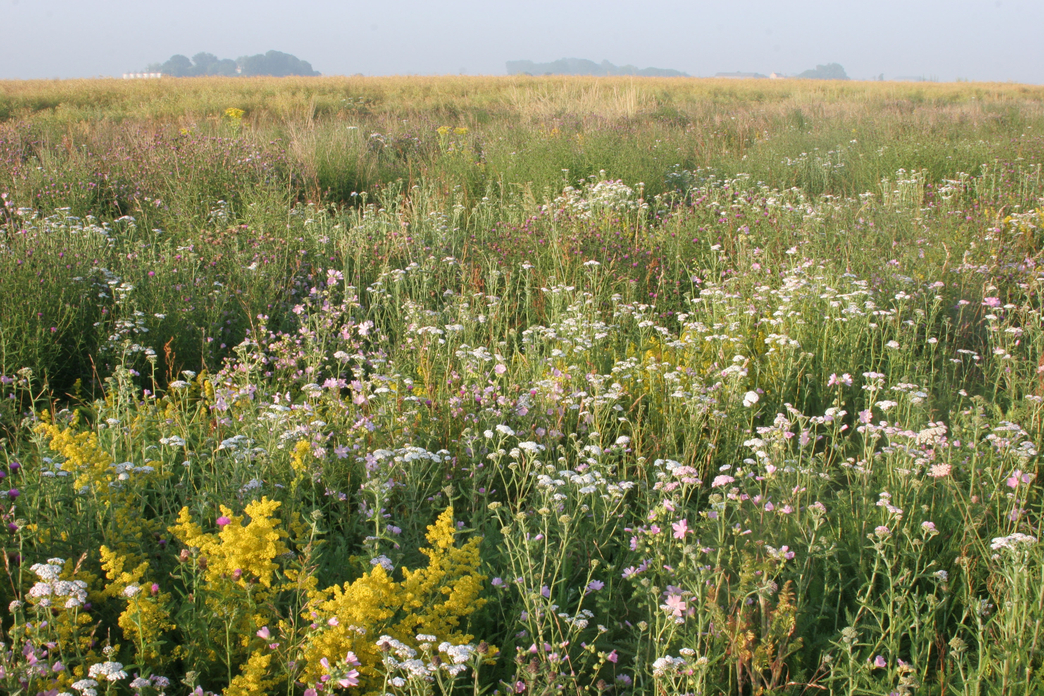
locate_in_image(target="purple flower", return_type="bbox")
[586,580,604,593]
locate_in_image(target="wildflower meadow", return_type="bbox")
[1,75,1044,695]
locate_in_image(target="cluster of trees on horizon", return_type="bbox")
[796,62,849,79]
[507,58,849,80]
[146,51,319,77]
[506,58,688,77]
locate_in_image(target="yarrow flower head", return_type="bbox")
[88,661,127,682]
[991,533,1038,553]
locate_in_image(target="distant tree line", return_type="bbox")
[146,51,320,77]
[797,63,848,80]
[506,58,688,78]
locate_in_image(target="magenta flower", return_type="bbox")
[216,516,231,527]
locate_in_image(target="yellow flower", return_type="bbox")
[290,439,311,475]
[170,497,290,589]
[299,507,491,690]
[99,546,174,665]
[225,649,279,696]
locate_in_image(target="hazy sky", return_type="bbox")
[3,0,1042,83]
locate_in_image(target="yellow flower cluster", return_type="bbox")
[170,497,290,589]
[99,546,174,666]
[225,649,279,696]
[35,416,115,492]
[290,439,311,476]
[299,507,489,690]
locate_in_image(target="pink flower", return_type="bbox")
[828,373,852,387]
[663,594,687,617]
[606,649,618,663]
[672,519,689,540]
[873,655,887,669]
[256,626,271,640]
[216,516,231,527]
[711,475,735,488]
[1007,470,1033,488]
[338,669,360,688]
[928,463,951,478]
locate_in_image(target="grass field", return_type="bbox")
[1,75,1044,695]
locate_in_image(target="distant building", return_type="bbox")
[122,73,162,79]
[715,72,768,79]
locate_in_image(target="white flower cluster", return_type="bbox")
[28,558,88,609]
[548,175,638,220]
[991,533,1038,553]
[377,635,476,681]
[652,651,709,677]
[88,661,128,682]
